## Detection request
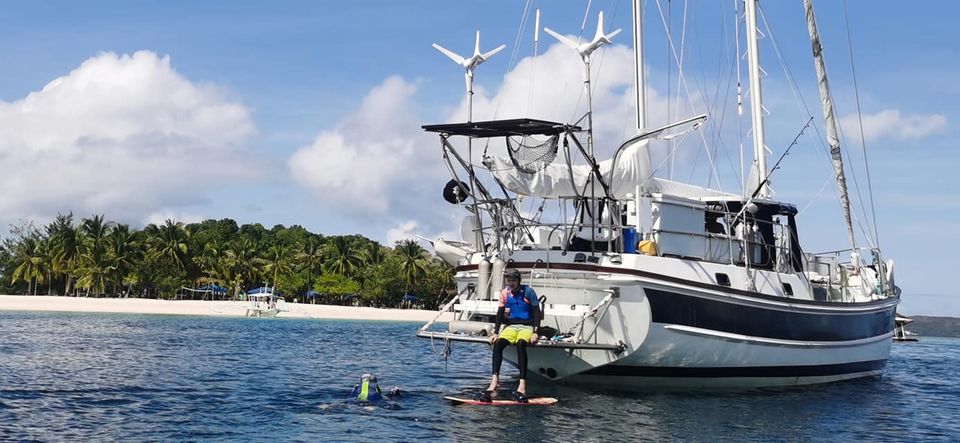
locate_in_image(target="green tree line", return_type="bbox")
[0,213,455,309]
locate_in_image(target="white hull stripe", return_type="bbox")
[582,359,887,378]
[663,324,895,348]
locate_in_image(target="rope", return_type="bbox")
[428,333,452,372]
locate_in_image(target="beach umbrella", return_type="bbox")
[402,293,419,302]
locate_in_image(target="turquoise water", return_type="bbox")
[0,311,957,441]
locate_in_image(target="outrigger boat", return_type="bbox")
[245,287,287,318]
[417,0,899,388]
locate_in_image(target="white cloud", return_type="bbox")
[144,211,206,227]
[385,220,420,245]
[841,109,947,142]
[288,76,441,215]
[0,51,256,227]
[289,42,682,243]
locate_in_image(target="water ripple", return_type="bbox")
[0,311,957,441]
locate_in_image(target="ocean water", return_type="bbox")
[0,312,957,442]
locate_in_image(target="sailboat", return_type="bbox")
[417,0,899,388]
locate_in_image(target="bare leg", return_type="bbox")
[486,374,499,393]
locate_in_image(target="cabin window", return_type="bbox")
[715,273,731,287]
[783,283,794,296]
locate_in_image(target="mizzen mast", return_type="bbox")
[803,0,859,267]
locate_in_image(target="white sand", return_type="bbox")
[0,295,452,322]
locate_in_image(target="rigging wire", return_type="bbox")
[652,0,726,194]
[757,5,875,248]
[797,173,838,216]
[842,0,881,249]
[698,0,742,192]
[484,0,535,157]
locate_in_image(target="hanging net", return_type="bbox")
[506,134,559,173]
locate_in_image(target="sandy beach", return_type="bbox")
[0,295,452,322]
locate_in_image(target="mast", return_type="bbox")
[632,1,647,131]
[744,0,772,198]
[632,0,654,195]
[803,0,859,266]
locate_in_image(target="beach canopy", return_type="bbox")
[305,290,321,298]
[402,293,419,302]
[199,284,228,294]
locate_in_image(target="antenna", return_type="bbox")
[433,31,506,122]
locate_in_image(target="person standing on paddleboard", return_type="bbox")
[482,269,540,403]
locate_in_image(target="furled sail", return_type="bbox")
[804,0,858,255]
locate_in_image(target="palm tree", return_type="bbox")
[49,222,82,296]
[395,239,428,290]
[363,242,388,267]
[11,236,47,295]
[107,224,140,297]
[323,237,363,278]
[196,240,224,284]
[221,237,262,297]
[264,244,293,288]
[297,236,324,294]
[146,219,190,271]
[76,215,113,296]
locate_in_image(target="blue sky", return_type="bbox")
[0,1,956,315]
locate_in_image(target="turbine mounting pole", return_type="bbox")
[432,32,506,253]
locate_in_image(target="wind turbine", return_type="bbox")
[433,32,505,254]
[543,11,621,155]
[433,31,506,123]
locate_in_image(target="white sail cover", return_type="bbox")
[489,138,736,200]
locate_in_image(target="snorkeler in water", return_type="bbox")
[351,373,401,403]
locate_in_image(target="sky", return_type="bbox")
[0,1,956,315]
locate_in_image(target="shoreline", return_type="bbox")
[0,295,452,322]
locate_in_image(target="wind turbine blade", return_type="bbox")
[481,44,506,60]
[433,43,465,65]
[534,9,541,43]
[543,27,579,50]
[594,11,609,42]
[606,28,623,41]
[474,30,482,56]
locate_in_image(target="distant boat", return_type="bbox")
[245,287,287,318]
[894,314,920,342]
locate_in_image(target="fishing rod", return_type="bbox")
[731,116,815,222]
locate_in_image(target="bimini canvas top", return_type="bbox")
[422,118,580,138]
